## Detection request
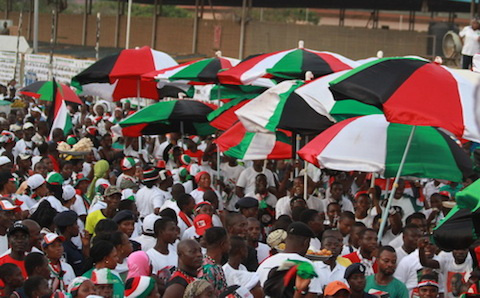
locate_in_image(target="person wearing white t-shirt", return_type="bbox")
[0,200,17,255]
[223,236,263,297]
[132,214,160,252]
[314,234,348,290]
[394,238,444,296]
[146,217,179,283]
[323,182,354,213]
[246,218,270,264]
[276,176,325,219]
[236,161,277,198]
[135,168,162,219]
[220,157,245,189]
[394,224,421,264]
[256,222,323,295]
[418,241,472,298]
[153,170,174,214]
[460,18,480,69]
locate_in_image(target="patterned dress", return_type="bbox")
[198,255,228,295]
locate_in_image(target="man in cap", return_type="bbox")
[236,196,259,219]
[132,214,160,252]
[54,210,86,276]
[324,281,350,298]
[366,246,408,298]
[154,169,174,215]
[12,122,36,160]
[0,199,17,254]
[0,131,16,162]
[135,167,161,219]
[116,157,139,190]
[344,263,376,298]
[0,222,29,278]
[15,153,32,184]
[417,273,440,298]
[85,186,121,236]
[182,213,213,240]
[256,222,323,295]
[0,156,12,172]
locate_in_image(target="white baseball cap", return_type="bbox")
[62,185,76,201]
[142,214,161,235]
[0,156,11,166]
[27,174,45,190]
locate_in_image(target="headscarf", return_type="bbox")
[183,279,212,298]
[124,276,156,298]
[68,276,90,294]
[126,251,151,279]
[86,160,109,200]
[194,171,209,184]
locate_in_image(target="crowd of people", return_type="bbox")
[0,96,477,298]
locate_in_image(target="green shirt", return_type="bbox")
[365,275,409,298]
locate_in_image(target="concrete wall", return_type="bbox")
[6,12,429,60]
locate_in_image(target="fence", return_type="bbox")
[0,50,94,87]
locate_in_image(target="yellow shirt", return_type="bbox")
[85,209,106,235]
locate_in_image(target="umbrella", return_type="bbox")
[433,179,480,251]
[71,46,178,101]
[19,80,83,104]
[142,55,239,84]
[216,122,292,160]
[235,80,337,135]
[298,114,473,183]
[218,45,357,85]
[329,57,480,142]
[235,71,383,135]
[207,96,253,131]
[119,99,218,137]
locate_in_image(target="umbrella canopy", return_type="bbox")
[329,57,480,142]
[298,114,473,182]
[207,96,253,131]
[142,56,239,84]
[235,80,336,135]
[19,80,83,104]
[218,47,357,85]
[433,179,480,251]
[72,46,178,101]
[216,122,292,160]
[119,99,217,137]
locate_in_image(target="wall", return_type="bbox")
[5,12,429,60]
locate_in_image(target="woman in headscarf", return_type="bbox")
[183,279,214,298]
[127,251,152,279]
[86,160,110,209]
[67,277,96,298]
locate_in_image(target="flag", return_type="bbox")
[47,78,73,140]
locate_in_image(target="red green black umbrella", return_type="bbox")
[328,57,480,142]
[142,56,239,84]
[19,80,83,104]
[71,46,177,101]
[218,46,358,85]
[119,99,218,137]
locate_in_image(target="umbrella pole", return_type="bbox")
[377,126,417,243]
[304,135,309,201]
[136,78,142,152]
[295,134,300,177]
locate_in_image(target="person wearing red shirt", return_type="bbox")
[0,222,30,278]
[343,228,378,276]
